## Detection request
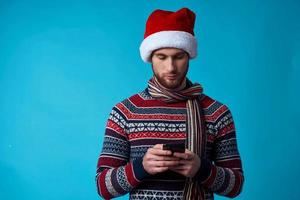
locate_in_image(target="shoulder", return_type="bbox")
[110,89,151,117]
[199,93,233,123]
[200,93,231,113]
[116,89,151,107]
[200,93,236,137]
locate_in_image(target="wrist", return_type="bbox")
[195,158,212,182]
[133,157,151,181]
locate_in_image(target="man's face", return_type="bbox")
[151,48,189,89]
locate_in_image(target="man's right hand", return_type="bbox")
[142,144,180,175]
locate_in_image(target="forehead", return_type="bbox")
[153,48,187,55]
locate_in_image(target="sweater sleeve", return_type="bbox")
[196,105,244,198]
[95,105,150,199]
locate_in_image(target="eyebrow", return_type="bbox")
[154,53,167,57]
[154,52,186,57]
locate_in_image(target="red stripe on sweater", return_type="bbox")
[125,164,140,186]
[116,103,186,121]
[128,132,186,140]
[205,105,227,121]
[215,158,242,169]
[217,123,235,138]
[98,169,111,199]
[131,94,186,108]
[106,120,127,137]
[202,165,217,187]
[207,134,215,142]
[200,95,215,108]
[227,170,243,197]
[98,156,126,168]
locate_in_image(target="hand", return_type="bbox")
[142,144,180,175]
[169,149,201,178]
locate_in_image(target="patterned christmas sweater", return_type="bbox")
[96,89,244,200]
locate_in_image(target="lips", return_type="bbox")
[165,74,177,80]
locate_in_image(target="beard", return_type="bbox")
[152,65,189,90]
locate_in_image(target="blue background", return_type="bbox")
[1,0,299,199]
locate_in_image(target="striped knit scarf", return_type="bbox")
[148,77,206,200]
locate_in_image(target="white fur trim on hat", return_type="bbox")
[139,31,197,63]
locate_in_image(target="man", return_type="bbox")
[96,8,244,200]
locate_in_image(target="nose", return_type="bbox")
[165,57,176,73]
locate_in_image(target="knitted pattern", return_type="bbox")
[148,77,205,200]
[96,89,244,200]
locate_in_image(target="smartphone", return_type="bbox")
[163,143,185,153]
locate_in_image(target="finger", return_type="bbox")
[172,152,186,159]
[169,168,186,176]
[148,148,172,156]
[185,149,194,154]
[173,153,190,160]
[145,159,180,168]
[155,160,180,167]
[173,151,194,160]
[152,144,164,149]
[178,159,193,165]
[152,167,169,173]
[169,165,187,170]
[148,155,180,161]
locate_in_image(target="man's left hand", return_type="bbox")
[169,149,201,178]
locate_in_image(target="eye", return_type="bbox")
[175,53,186,60]
[156,54,166,60]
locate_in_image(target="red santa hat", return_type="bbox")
[140,8,197,62]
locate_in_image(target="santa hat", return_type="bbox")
[140,8,197,63]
